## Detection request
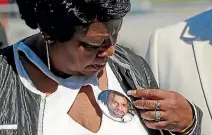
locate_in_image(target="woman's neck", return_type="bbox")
[23,34,71,78]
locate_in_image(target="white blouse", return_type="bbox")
[13,42,148,135]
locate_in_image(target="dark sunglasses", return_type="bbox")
[80,36,115,51]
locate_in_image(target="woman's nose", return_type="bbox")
[98,46,115,57]
[97,37,115,57]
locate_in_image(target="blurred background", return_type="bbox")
[0,0,212,57]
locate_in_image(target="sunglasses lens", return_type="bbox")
[97,90,135,123]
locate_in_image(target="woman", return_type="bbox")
[0,0,201,135]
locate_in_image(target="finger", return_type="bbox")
[127,89,169,99]
[140,110,167,121]
[143,120,169,130]
[134,100,165,111]
[143,120,180,132]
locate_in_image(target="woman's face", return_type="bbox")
[50,19,122,76]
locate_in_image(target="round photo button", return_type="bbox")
[97,90,135,123]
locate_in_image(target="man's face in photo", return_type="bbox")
[107,92,129,118]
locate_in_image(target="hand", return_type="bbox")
[127,89,193,133]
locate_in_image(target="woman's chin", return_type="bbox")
[78,71,98,77]
[81,66,105,76]
[87,64,105,71]
[89,64,106,71]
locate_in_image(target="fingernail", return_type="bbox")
[127,90,136,95]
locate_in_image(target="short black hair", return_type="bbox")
[112,91,126,98]
[16,0,131,42]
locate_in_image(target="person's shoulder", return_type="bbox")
[114,44,147,68]
[114,44,158,89]
[155,9,212,38]
[185,9,212,26]
[0,46,16,73]
[115,44,143,61]
[0,46,12,62]
[115,44,152,71]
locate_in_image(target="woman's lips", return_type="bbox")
[91,63,106,70]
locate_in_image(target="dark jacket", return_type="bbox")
[0,40,202,135]
[0,23,8,49]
